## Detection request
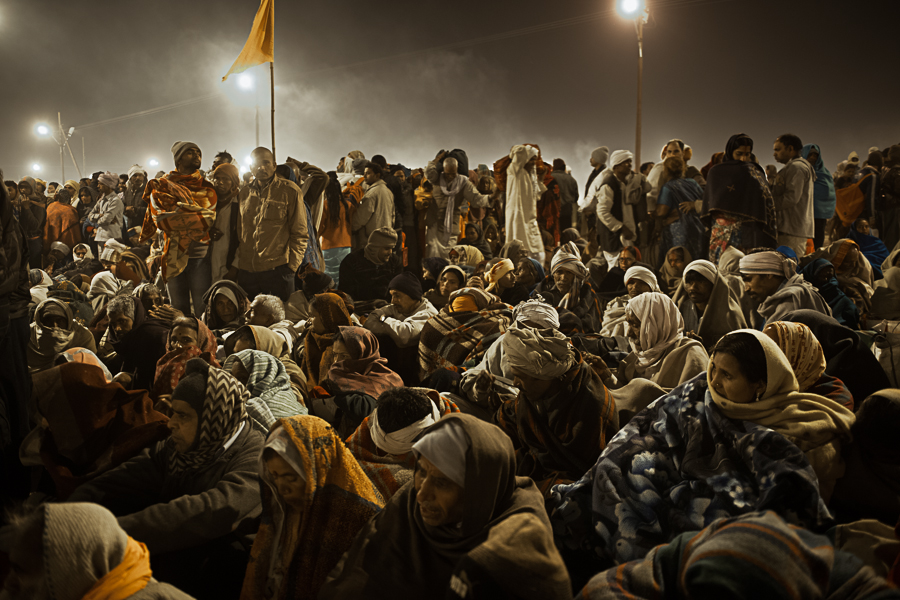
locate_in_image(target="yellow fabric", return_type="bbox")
[451,295,480,313]
[222,0,274,82]
[708,329,855,501]
[80,537,152,600]
[64,179,81,196]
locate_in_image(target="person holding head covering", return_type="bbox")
[240,416,383,600]
[762,321,853,410]
[304,292,353,387]
[142,141,217,316]
[43,188,81,263]
[0,503,195,600]
[504,144,549,263]
[702,134,778,263]
[27,298,96,373]
[106,295,170,391]
[424,264,466,310]
[800,144,836,248]
[580,149,651,267]
[484,257,514,296]
[339,227,402,303]
[655,155,706,268]
[672,259,747,349]
[347,387,460,500]
[366,271,438,348]
[495,327,617,496]
[739,250,829,327]
[152,316,220,399]
[534,242,603,332]
[68,358,264,599]
[86,171,124,245]
[223,349,307,433]
[418,287,511,383]
[798,258,860,328]
[611,291,708,389]
[321,414,572,599]
[577,510,896,600]
[600,264,660,337]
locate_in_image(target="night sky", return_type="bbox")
[3,0,899,188]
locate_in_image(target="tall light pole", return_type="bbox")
[35,113,82,182]
[238,73,259,147]
[617,0,649,166]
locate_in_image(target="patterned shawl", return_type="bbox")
[223,350,307,433]
[166,365,248,475]
[417,302,512,379]
[495,350,618,497]
[763,321,827,391]
[549,373,832,567]
[140,170,217,281]
[152,317,220,398]
[240,416,384,600]
[326,327,403,398]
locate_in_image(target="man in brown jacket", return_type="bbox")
[236,147,309,301]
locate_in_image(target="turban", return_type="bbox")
[485,258,514,284]
[626,291,684,370]
[97,172,118,190]
[412,419,470,488]
[501,327,574,381]
[448,287,494,312]
[171,141,200,164]
[388,272,423,301]
[591,146,609,166]
[623,265,660,292]
[213,163,241,189]
[370,401,441,456]
[739,251,796,279]
[127,164,146,179]
[683,259,718,285]
[513,299,559,329]
[550,242,589,279]
[609,150,634,168]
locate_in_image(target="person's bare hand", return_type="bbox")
[584,353,613,382]
[684,330,703,343]
[679,201,695,214]
[150,304,183,323]
[435,150,448,162]
[208,227,223,241]
[619,226,635,240]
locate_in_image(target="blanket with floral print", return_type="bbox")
[548,372,832,568]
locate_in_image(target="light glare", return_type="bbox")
[149,159,159,167]
[619,0,641,16]
[238,74,254,90]
[35,124,50,136]
[32,163,41,172]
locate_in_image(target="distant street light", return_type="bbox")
[32,163,42,172]
[34,114,81,182]
[149,158,159,167]
[35,124,50,136]
[244,155,252,166]
[617,0,649,165]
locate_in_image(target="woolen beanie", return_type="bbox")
[367,227,398,248]
[388,272,423,301]
[591,146,610,166]
[172,358,209,416]
[171,141,200,164]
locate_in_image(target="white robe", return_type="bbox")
[505,145,546,257]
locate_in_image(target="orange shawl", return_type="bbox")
[44,201,82,252]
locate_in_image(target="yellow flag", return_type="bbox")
[222,0,274,82]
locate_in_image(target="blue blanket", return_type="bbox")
[549,372,832,566]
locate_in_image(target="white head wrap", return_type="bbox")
[512,299,560,329]
[609,150,634,168]
[412,419,470,488]
[623,265,661,292]
[683,259,718,285]
[501,327,575,380]
[626,291,685,371]
[99,239,128,263]
[127,164,146,179]
[550,242,589,279]
[739,251,796,279]
[369,401,441,456]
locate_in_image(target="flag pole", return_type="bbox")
[270,61,275,161]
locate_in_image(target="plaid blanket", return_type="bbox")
[418,303,511,379]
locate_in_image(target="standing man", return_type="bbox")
[351,162,395,251]
[235,146,308,301]
[122,164,148,230]
[580,146,609,235]
[209,162,241,282]
[87,172,124,247]
[551,159,579,231]
[142,142,217,316]
[772,134,815,256]
[14,177,45,268]
[505,144,547,262]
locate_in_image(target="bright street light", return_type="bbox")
[618,0,643,16]
[244,155,252,166]
[149,158,159,167]
[35,124,50,136]
[32,163,42,172]
[238,74,254,90]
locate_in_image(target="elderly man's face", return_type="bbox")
[553,270,576,294]
[390,290,418,316]
[131,173,146,187]
[252,150,276,181]
[247,303,276,327]
[626,279,652,299]
[415,456,464,527]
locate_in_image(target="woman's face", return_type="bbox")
[332,339,352,363]
[553,270,576,294]
[266,453,306,508]
[667,250,686,274]
[215,296,238,323]
[439,272,462,298]
[415,456,464,527]
[732,145,753,162]
[626,279,652,299]
[806,150,819,164]
[171,325,199,351]
[308,306,327,335]
[618,251,636,271]
[498,270,516,290]
[856,220,870,236]
[708,352,761,403]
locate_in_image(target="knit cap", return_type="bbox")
[389,272,423,301]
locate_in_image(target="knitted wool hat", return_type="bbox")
[388,272,423,301]
[367,227,398,248]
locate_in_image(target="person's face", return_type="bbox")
[415,456,465,527]
[684,274,714,307]
[132,173,146,187]
[308,306,328,335]
[18,183,31,197]
[393,170,406,183]
[167,399,199,453]
[247,303,275,326]
[109,313,134,337]
[709,351,762,403]
[511,366,555,401]
[375,246,393,263]
[364,167,379,186]
[514,260,536,288]
[665,143,683,159]
[498,270,516,290]
[47,183,58,195]
[332,339,352,363]
[211,156,227,171]
[766,166,777,179]
[618,251,636,270]
[439,272,461,298]
[266,453,306,508]
[856,220,870,236]
[74,248,87,259]
[178,148,202,172]
[741,273,782,303]
[773,141,792,164]
[6,184,17,200]
[141,292,162,313]
[805,150,819,165]
[816,264,836,282]
[117,181,127,194]
[626,311,641,341]
[215,296,238,323]
[390,290,418,315]
[79,189,92,203]
[251,150,276,181]
[213,176,236,197]
[64,184,78,198]
[667,251,686,273]
[171,325,199,351]
[98,183,113,195]
[553,270,576,294]
[641,162,655,176]
[626,279,652,299]
[43,314,68,329]
[613,159,632,181]
[733,145,753,162]
[844,164,858,178]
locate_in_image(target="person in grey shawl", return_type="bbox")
[739,250,830,327]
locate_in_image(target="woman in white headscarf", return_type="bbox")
[672,259,747,350]
[27,298,97,373]
[600,264,660,338]
[612,291,708,389]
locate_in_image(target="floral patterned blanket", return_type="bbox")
[549,372,832,567]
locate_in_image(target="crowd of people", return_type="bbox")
[1,133,900,599]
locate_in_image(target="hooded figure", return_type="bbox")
[534,242,604,332]
[672,259,748,349]
[223,349,308,433]
[27,298,97,373]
